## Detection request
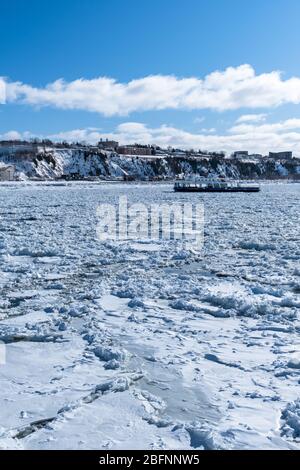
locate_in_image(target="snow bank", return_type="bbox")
[281,399,300,439]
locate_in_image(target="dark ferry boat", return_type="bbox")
[174,178,260,193]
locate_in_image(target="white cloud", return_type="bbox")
[117,122,149,134]
[46,119,300,156]
[4,64,300,115]
[0,130,22,140]
[230,118,300,134]
[0,78,6,104]
[50,128,103,143]
[3,117,300,156]
[200,128,216,134]
[236,113,267,123]
[194,117,205,124]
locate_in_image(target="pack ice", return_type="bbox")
[0,181,299,450]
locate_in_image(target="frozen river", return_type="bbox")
[0,181,299,449]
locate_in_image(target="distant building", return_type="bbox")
[118,145,152,156]
[98,139,119,151]
[0,142,36,164]
[0,164,15,181]
[232,151,249,159]
[0,142,36,156]
[269,151,293,160]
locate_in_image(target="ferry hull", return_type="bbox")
[174,186,260,193]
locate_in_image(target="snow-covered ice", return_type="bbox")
[0,181,299,450]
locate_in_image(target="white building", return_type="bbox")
[0,164,15,181]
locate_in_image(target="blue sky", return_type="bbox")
[2,0,300,154]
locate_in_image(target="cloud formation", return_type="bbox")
[229,118,300,135]
[236,113,267,123]
[0,78,6,104]
[5,118,299,156]
[0,130,23,140]
[4,65,300,115]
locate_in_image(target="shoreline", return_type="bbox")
[0,178,299,186]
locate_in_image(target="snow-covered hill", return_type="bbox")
[1,146,300,180]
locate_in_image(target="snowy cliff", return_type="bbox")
[1,147,300,180]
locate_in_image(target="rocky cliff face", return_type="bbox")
[2,147,300,180]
